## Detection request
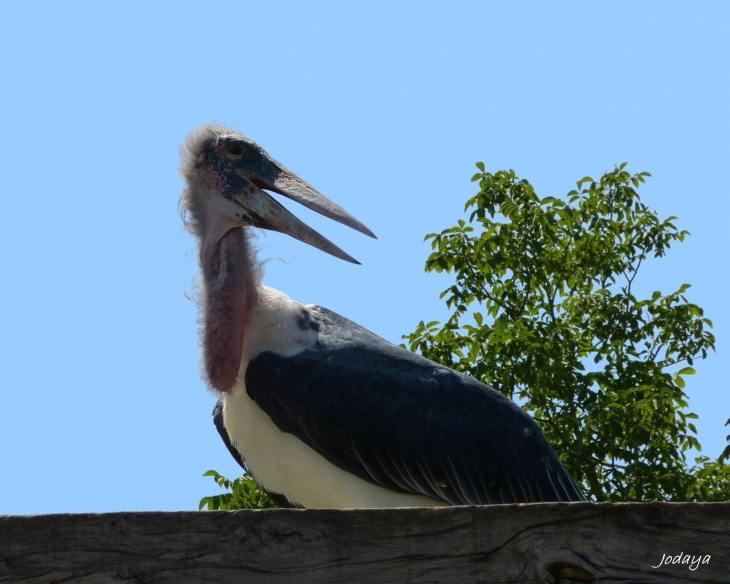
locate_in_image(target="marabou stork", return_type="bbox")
[180,124,585,508]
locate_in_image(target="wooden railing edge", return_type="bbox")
[1,502,728,583]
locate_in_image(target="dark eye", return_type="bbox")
[226,142,245,158]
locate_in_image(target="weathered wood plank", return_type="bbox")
[1,503,728,583]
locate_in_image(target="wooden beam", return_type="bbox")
[1,502,728,583]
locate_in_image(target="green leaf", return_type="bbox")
[200,470,279,510]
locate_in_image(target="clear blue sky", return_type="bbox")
[1,1,728,514]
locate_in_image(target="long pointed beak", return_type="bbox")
[265,167,376,239]
[222,169,373,264]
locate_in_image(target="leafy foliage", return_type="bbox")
[199,470,278,510]
[404,164,728,502]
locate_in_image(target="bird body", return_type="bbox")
[180,124,585,508]
[218,287,446,508]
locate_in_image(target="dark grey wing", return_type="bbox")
[212,402,299,508]
[244,306,585,505]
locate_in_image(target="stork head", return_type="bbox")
[180,124,375,263]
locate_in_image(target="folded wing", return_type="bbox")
[243,306,585,505]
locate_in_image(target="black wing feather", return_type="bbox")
[243,306,585,505]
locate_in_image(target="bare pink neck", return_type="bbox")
[201,227,253,392]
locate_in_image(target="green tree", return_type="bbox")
[404,163,728,502]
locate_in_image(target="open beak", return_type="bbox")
[219,160,376,264]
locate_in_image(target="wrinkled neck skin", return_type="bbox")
[200,222,255,393]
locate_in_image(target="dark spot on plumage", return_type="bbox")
[296,312,308,331]
[297,309,320,332]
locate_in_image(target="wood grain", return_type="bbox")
[1,503,728,583]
